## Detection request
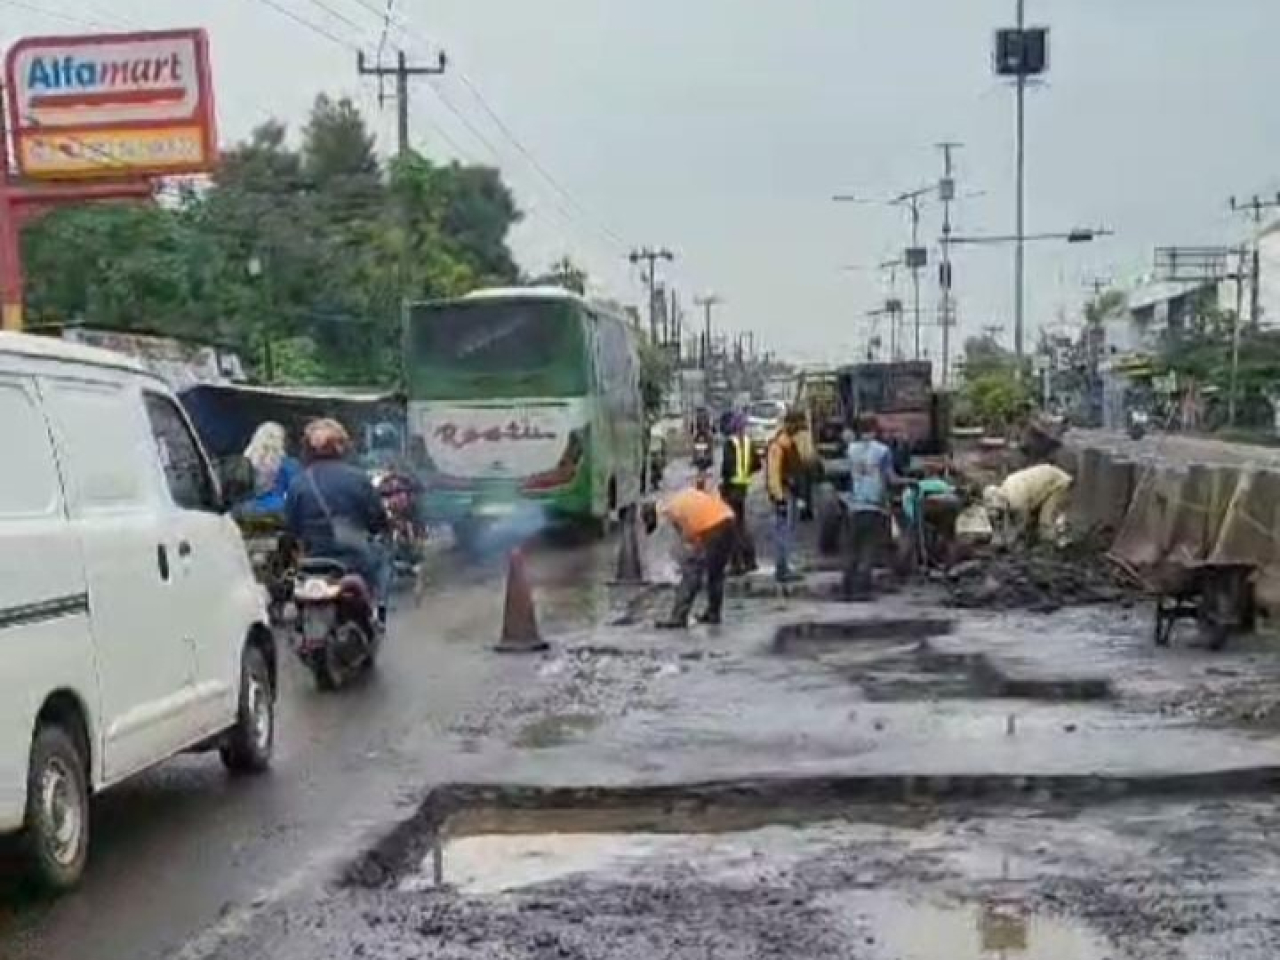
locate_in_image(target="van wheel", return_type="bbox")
[220,646,274,774]
[23,725,90,892]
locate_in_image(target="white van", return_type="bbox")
[0,332,276,890]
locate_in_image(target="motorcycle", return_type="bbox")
[371,468,425,579]
[1127,408,1150,441]
[288,556,383,690]
[235,514,295,628]
[647,436,667,491]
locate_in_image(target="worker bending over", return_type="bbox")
[983,463,1073,545]
[648,487,737,628]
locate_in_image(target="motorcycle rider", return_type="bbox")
[235,420,301,519]
[286,418,391,625]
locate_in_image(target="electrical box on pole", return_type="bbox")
[904,247,928,270]
[994,26,1049,76]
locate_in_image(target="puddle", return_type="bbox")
[512,713,602,749]
[406,832,690,893]
[826,891,1111,960]
[401,826,1114,960]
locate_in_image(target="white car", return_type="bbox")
[0,332,276,890]
[745,400,787,457]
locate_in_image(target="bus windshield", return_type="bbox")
[407,299,587,398]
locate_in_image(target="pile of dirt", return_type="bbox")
[942,538,1142,613]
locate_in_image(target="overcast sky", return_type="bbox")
[5,0,1280,364]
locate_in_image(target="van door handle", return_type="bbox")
[178,540,193,559]
[157,544,171,581]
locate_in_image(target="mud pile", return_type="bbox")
[942,538,1141,613]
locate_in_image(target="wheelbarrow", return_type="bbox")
[1153,563,1256,651]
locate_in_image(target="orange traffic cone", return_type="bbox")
[496,548,547,653]
[613,507,647,585]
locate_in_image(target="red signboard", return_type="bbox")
[5,29,217,180]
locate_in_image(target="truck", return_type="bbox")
[836,360,949,458]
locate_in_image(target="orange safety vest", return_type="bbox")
[663,488,734,541]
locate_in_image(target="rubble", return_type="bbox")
[941,537,1143,613]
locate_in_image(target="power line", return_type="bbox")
[407,100,477,165]
[243,0,360,51]
[297,0,372,36]
[427,81,505,163]
[453,70,627,248]
[376,0,397,67]
[327,0,630,254]
[0,0,111,26]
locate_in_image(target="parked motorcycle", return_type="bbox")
[288,557,383,690]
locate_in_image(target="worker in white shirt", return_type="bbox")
[983,463,1073,545]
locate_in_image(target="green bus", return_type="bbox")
[404,287,646,536]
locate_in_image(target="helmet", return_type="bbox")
[303,418,351,459]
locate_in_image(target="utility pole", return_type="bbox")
[694,294,721,370]
[357,50,448,158]
[629,247,675,342]
[668,287,681,358]
[937,141,962,386]
[833,191,929,360]
[1228,193,1280,328]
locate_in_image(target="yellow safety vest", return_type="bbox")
[729,436,753,486]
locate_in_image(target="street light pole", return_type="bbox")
[1014,0,1027,364]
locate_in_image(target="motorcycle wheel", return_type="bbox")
[313,622,367,690]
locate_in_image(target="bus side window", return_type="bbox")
[588,311,607,394]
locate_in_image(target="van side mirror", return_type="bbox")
[217,456,255,511]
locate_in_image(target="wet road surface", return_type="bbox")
[0,535,616,960]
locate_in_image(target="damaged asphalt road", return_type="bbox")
[189,569,1280,960]
[203,796,1280,960]
[9,502,1280,960]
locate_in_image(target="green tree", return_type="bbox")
[957,335,1032,431]
[302,95,379,185]
[19,93,525,389]
[533,255,588,294]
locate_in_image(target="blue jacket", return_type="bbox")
[286,460,387,570]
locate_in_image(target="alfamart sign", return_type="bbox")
[4,29,216,179]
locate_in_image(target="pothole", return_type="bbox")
[344,767,1280,892]
[774,619,1112,702]
[354,792,1119,958]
